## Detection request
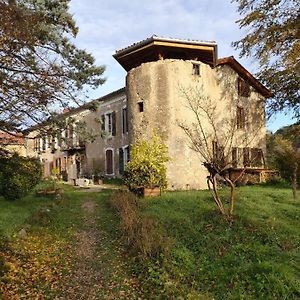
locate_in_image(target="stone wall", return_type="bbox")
[126,59,266,190]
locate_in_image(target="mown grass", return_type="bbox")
[138,185,300,299]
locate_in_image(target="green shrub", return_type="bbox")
[0,154,42,201]
[124,132,170,191]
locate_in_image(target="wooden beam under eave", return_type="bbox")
[116,42,155,60]
[153,40,215,52]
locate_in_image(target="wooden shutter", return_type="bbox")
[112,111,116,136]
[232,147,238,168]
[101,115,105,131]
[243,147,250,167]
[237,106,245,129]
[106,150,113,175]
[119,148,124,175]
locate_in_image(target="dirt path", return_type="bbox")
[60,197,144,300]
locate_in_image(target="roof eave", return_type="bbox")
[114,35,217,59]
[217,57,272,98]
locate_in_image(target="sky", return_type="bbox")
[69,0,296,132]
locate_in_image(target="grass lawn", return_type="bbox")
[0,182,299,299]
[139,185,300,299]
[0,182,143,299]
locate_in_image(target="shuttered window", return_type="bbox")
[237,106,245,129]
[101,111,116,136]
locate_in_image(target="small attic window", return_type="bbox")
[138,101,144,112]
[192,63,200,76]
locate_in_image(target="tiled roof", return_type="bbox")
[24,87,126,133]
[217,56,272,98]
[115,35,217,56]
[0,131,25,145]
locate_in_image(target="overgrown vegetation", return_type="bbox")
[110,191,172,258]
[0,154,42,201]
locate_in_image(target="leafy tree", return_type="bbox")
[124,133,170,193]
[267,123,300,198]
[272,136,299,199]
[232,0,300,117]
[0,0,105,133]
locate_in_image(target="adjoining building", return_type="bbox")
[0,131,26,156]
[25,35,272,189]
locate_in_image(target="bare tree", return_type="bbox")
[179,85,266,217]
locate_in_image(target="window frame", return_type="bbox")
[101,111,116,137]
[105,148,114,176]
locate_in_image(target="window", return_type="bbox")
[238,77,250,97]
[232,147,238,168]
[138,102,144,112]
[122,107,128,134]
[192,63,200,76]
[47,135,51,149]
[56,158,62,173]
[119,146,130,175]
[105,149,114,175]
[251,148,263,167]
[42,136,46,151]
[101,112,116,136]
[237,106,245,129]
[34,137,40,152]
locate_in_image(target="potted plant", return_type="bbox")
[124,132,170,197]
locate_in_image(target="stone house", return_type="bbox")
[25,36,271,189]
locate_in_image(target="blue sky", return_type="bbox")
[69,0,296,132]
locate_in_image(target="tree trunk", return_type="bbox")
[292,162,298,200]
[211,175,226,215]
[225,176,235,216]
